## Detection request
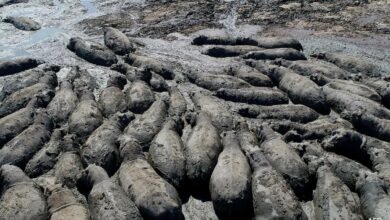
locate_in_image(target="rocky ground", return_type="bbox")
[1,0,390,220]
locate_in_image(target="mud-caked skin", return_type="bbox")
[68,90,103,142]
[104,27,135,55]
[312,52,381,76]
[237,125,305,220]
[187,70,250,91]
[0,0,28,7]
[0,73,56,117]
[202,45,262,57]
[47,80,78,126]
[52,134,83,188]
[125,54,175,80]
[0,64,59,101]
[238,104,320,123]
[124,96,168,148]
[191,92,234,132]
[356,172,390,220]
[149,119,186,189]
[215,87,289,105]
[150,72,168,92]
[313,166,363,220]
[111,62,152,82]
[47,185,90,220]
[363,78,390,108]
[255,37,304,51]
[322,129,390,190]
[81,165,143,220]
[0,110,53,168]
[0,58,43,76]
[67,37,118,66]
[342,110,390,142]
[325,79,381,102]
[0,96,44,146]
[184,111,222,188]
[118,138,183,220]
[168,86,187,119]
[267,66,330,114]
[209,131,252,220]
[0,165,48,220]
[98,75,127,118]
[257,125,311,200]
[302,142,372,190]
[3,16,41,31]
[271,117,353,142]
[81,112,134,176]
[54,151,83,188]
[275,59,350,80]
[24,128,65,178]
[242,48,307,61]
[125,80,155,114]
[192,35,258,46]
[324,86,390,120]
[228,64,273,87]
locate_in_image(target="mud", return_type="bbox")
[0,0,390,219]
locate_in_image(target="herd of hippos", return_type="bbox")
[1,10,390,220]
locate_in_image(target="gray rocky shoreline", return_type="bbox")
[0,0,390,220]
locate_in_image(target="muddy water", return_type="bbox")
[80,0,98,14]
[0,0,99,60]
